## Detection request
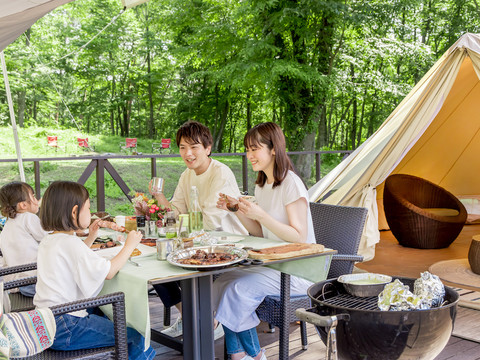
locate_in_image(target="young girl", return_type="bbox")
[0,181,48,297]
[215,122,316,360]
[34,181,155,360]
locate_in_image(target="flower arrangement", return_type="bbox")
[131,192,171,226]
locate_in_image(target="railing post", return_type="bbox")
[151,157,157,178]
[96,158,105,211]
[242,154,248,194]
[315,152,322,182]
[33,161,41,199]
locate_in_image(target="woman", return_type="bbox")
[215,122,315,360]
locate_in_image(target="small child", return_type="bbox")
[34,181,155,359]
[0,181,48,297]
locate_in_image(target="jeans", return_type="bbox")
[51,312,155,360]
[19,284,36,297]
[224,324,261,357]
[152,281,182,307]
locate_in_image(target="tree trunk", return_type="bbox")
[246,92,252,130]
[17,28,31,128]
[17,91,26,128]
[145,13,154,138]
[213,100,229,151]
[33,86,37,123]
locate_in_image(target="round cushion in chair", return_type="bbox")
[383,174,467,249]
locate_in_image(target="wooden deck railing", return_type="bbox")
[0,150,351,211]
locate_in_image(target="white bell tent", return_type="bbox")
[309,33,480,261]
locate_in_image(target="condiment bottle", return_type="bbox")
[165,211,176,239]
[189,185,203,231]
[136,215,146,237]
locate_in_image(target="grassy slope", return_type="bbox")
[0,125,342,215]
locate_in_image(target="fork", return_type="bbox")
[128,258,141,267]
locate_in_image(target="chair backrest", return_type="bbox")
[47,136,58,147]
[125,138,137,148]
[77,137,88,147]
[161,138,171,149]
[309,202,367,278]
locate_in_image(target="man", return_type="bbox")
[151,121,246,339]
[152,121,246,234]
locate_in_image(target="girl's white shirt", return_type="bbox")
[0,212,48,281]
[34,233,111,317]
[255,170,315,243]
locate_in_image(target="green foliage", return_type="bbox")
[2,0,480,182]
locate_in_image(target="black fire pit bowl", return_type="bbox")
[298,276,459,360]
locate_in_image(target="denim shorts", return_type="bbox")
[52,312,155,360]
[224,325,261,357]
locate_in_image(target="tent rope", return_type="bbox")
[27,38,81,131]
[55,7,125,63]
[23,7,126,131]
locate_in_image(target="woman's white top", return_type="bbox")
[255,170,315,243]
[213,170,316,332]
[171,159,247,234]
[33,233,111,317]
[0,212,48,281]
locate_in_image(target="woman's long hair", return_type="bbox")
[244,122,294,188]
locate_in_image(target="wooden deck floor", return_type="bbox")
[149,224,480,359]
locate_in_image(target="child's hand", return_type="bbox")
[89,219,101,237]
[124,230,142,249]
[83,219,101,247]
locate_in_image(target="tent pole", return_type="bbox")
[1,50,25,182]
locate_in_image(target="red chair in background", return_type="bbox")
[120,138,137,154]
[46,136,65,152]
[77,137,94,151]
[152,138,172,153]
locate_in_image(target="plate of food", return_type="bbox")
[167,245,248,270]
[140,238,157,247]
[216,235,244,243]
[95,242,156,260]
[91,235,121,250]
[129,243,156,258]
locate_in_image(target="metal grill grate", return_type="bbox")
[315,293,380,310]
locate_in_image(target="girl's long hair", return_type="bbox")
[39,181,89,231]
[244,122,294,188]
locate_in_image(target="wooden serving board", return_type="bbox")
[248,243,325,260]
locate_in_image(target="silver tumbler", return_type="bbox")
[156,238,175,260]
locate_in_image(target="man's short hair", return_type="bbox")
[176,121,213,149]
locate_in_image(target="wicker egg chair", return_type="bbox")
[383,174,467,249]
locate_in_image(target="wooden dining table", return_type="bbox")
[99,232,336,360]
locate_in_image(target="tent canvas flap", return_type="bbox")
[309,33,480,261]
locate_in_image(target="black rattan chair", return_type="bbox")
[1,262,37,312]
[255,202,367,354]
[9,292,128,360]
[1,264,128,359]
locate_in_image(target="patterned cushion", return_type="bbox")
[0,308,56,358]
[1,281,55,358]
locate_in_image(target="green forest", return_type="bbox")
[2,0,480,181]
